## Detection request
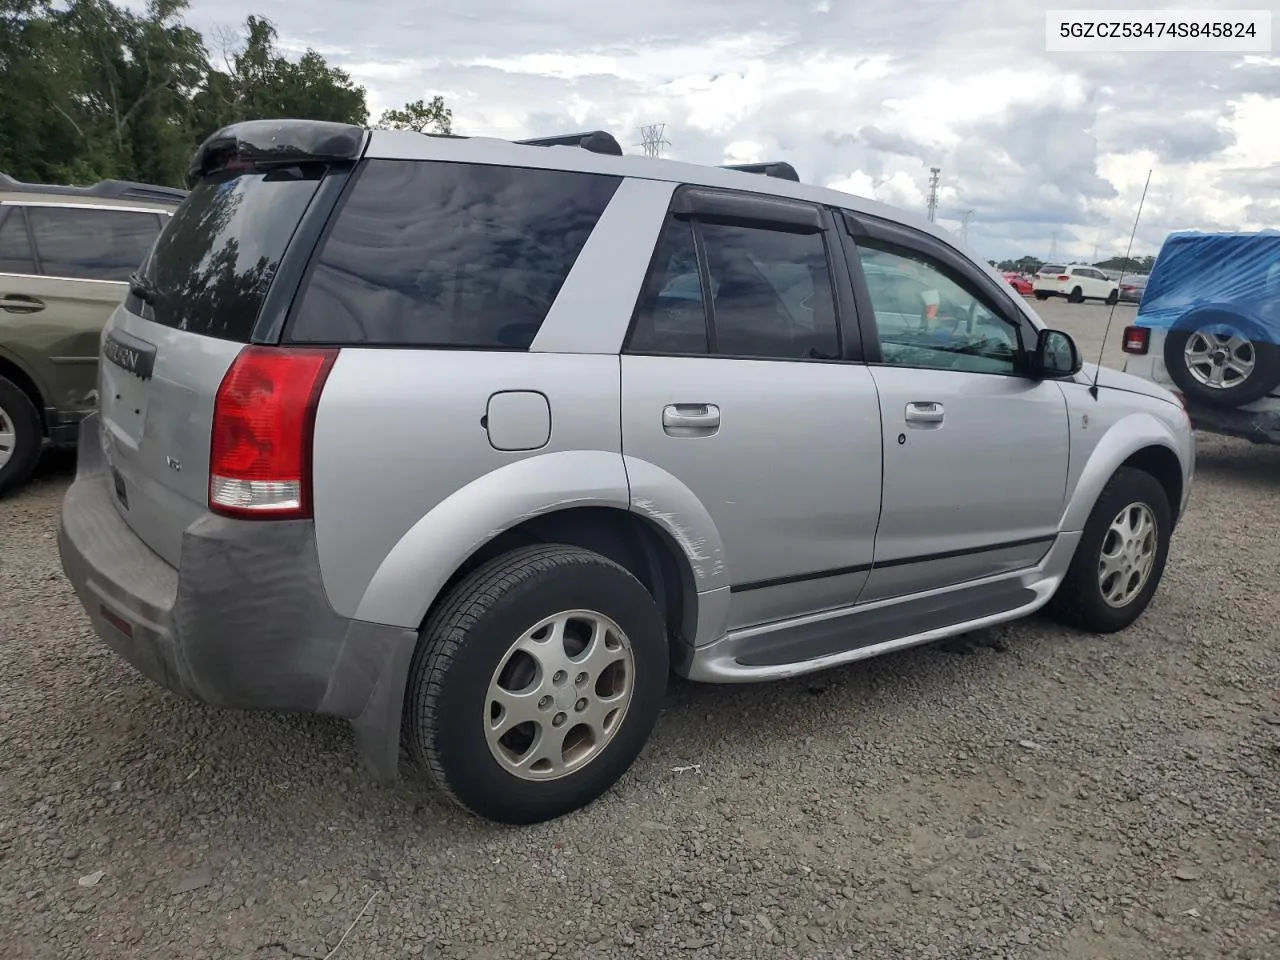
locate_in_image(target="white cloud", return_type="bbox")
[162,0,1279,261]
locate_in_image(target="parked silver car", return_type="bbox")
[58,120,1196,824]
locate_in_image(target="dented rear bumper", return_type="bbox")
[56,414,417,779]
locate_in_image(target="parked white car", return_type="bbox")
[1033,264,1120,304]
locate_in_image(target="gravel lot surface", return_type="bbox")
[2,299,1278,960]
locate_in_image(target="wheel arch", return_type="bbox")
[428,504,704,651]
[1060,413,1191,534]
[0,350,48,437]
[352,451,728,637]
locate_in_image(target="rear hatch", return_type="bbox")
[1034,264,1067,287]
[96,121,362,566]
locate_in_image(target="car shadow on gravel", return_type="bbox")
[1192,436,1280,487]
[29,446,78,486]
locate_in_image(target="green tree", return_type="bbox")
[0,1,387,188]
[191,15,369,136]
[376,96,453,135]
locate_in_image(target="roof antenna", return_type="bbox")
[1090,169,1152,400]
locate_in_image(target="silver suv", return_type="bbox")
[58,120,1195,824]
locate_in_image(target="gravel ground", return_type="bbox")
[2,300,1278,960]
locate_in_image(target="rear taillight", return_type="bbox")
[209,346,338,519]
[1057,274,1070,281]
[1121,326,1150,354]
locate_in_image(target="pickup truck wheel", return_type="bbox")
[0,376,42,497]
[404,544,668,824]
[1047,467,1171,634]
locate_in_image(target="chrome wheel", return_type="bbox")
[1098,502,1158,608]
[0,402,15,470]
[1184,327,1256,390]
[484,609,635,781]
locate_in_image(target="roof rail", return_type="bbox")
[0,171,187,204]
[515,131,624,157]
[720,161,800,183]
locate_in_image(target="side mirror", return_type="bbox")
[1031,328,1082,378]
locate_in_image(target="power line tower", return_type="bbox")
[637,123,671,158]
[926,167,941,222]
[1048,230,1060,261]
[960,209,974,243]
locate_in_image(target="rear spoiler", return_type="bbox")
[187,120,368,186]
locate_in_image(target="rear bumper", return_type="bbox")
[57,414,417,778]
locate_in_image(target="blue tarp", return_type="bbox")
[1134,230,1280,344]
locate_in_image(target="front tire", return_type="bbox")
[404,544,669,824]
[0,376,42,497]
[1047,467,1172,634]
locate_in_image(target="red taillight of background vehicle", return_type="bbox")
[1121,326,1150,355]
[1057,274,1070,281]
[209,346,338,519]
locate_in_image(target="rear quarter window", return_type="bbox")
[286,159,622,349]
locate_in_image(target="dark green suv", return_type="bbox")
[0,173,186,495]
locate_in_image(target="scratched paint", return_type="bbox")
[631,496,725,584]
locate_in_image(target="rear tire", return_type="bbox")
[1034,292,1050,301]
[1105,289,1119,305]
[0,376,42,497]
[404,544,669,824]
[1067,286,1084,303]
[1047,467,1172,634]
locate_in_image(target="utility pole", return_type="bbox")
[960,209,974,243]
[637,123,671,158]
[926,167,941,222]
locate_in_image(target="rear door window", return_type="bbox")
[27,206,163,282]
[287,159,623,349]
[699,222,839,360]
[0,207,35,275]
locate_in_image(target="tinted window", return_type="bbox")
[28,207,162,282]
[1041,264,1065,274]
[143,166,327,341]
[289,159,622,348]
[627,219,709,355]
[858,240,1022,375]
[699,222,839,360]
[0,207,35,275]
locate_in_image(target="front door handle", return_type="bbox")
[904,401,944,424]
[0,295,46,313]
[662,403,720,437]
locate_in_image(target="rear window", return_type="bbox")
[287,159,622,349]
[1040,264,1066,274]
[142,166,327,341]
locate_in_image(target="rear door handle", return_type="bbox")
[662,403,720,436]
[0,295,45,313]
[904,401,944,424]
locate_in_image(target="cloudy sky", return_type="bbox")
[168,0,1277,262]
